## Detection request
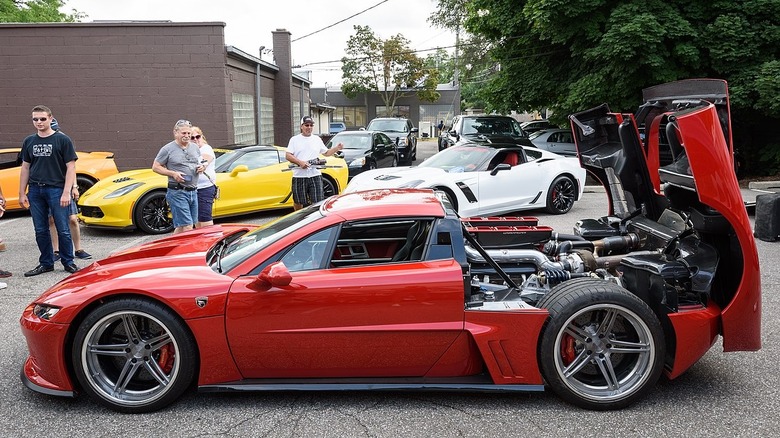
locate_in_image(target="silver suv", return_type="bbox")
[365,117,418,164]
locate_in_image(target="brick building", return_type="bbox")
[0,22,461,171]
[0,22,310,170]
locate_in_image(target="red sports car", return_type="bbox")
[20,80,760,413]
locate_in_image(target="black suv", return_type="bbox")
[440,115,532,150]
[365,117,418,164]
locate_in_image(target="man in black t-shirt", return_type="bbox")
[19,105,79,276]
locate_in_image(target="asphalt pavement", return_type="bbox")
[0,138,777,436]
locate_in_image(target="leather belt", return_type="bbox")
[168,183,196,191]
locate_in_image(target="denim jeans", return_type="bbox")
[28,185,74,267]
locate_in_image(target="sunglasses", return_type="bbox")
[303,124,314,127]
[32,117,48,122]
[191,135,202,139]
[175,119,192,128]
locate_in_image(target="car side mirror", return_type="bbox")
[411,127,419,133]
[247,261,293,291]
[230,164,249,177]
[334,150,344,159]
[490,163,511,176]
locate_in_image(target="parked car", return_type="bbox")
[0,148,118,211]
[529,128,577,156]
[77,145,348,234]
[441,115,531,150]
[20,76,762,414]
[327,131,398,180]
[329,122,347,133]
[365,117,418,164]
[346,142,585,216]
[520,119,553,134]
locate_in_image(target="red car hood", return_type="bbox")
[34,224,256,319]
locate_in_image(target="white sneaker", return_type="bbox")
[0,282,6,289]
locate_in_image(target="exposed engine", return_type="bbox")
[463,205,721,312]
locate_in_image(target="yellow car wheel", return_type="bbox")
[133,191,173,234]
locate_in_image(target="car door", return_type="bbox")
[375,132,395,167]
[477,150,549,214]
[224,219,465,378]
[213,149,292,216]
[547,131,576,156]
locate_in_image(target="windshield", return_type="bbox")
[419,145,493,172]
[462,117,524,136]
[528,130,546,140]
[217,205,324,272]
[333,134,371,150]
[367,119,406,133]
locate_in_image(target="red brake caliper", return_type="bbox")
[157,344,175,373]
[561,333,576,364]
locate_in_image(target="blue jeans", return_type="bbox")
[166,188,198,228]
[28,185,74,267]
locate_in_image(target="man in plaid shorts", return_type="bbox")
[285,116,343,210]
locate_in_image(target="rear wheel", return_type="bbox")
[545,175,576,214]
[133,191,173,234]
[71,298,197,413]
[322,176,337,197]
[538,278,665,410]
[76,175,97,194]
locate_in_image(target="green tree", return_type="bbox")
[341,25,440,116]
[0,0,83,22]
[432,0,780,174]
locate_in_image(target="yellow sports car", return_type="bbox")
[78,145,348,234]
[0,148,119,211]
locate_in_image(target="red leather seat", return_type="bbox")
[502,152,518,166]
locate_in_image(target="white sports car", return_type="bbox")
[345,143,587,216]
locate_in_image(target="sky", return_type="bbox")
[61,0,455,87]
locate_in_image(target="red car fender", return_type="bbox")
[465,309,549,385]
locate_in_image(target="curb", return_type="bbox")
[749,181,780,191]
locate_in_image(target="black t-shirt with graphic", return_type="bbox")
[21,131,78,188]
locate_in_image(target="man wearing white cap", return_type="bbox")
[285,116,343,210]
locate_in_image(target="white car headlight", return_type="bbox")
[349,157,366,167]
[398,179,424,188]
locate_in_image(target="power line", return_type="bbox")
[291,0,390,43]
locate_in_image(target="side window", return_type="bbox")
[330,219,432,267]
[228,150,282,172]
[562,132,573,143]
[549,132,561,142]
[280,227,337,272]
[525,148,542,161]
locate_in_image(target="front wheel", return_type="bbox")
[538,278,665,410]
[545,175,576,214]
[133,191,173,234]
[71,298,197,413]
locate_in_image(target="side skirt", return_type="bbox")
[199,376,545,393]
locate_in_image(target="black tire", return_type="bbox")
[71,298,197,413]
[133,191,173,234]
[322,176,337,197]
[545,175,576,214]
[538,278,665,410]
[369,161,377,170]
[76,175,96,194]
[392,154,398,167]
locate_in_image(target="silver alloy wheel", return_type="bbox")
[553,303,655,402]
[79,310,181,407]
